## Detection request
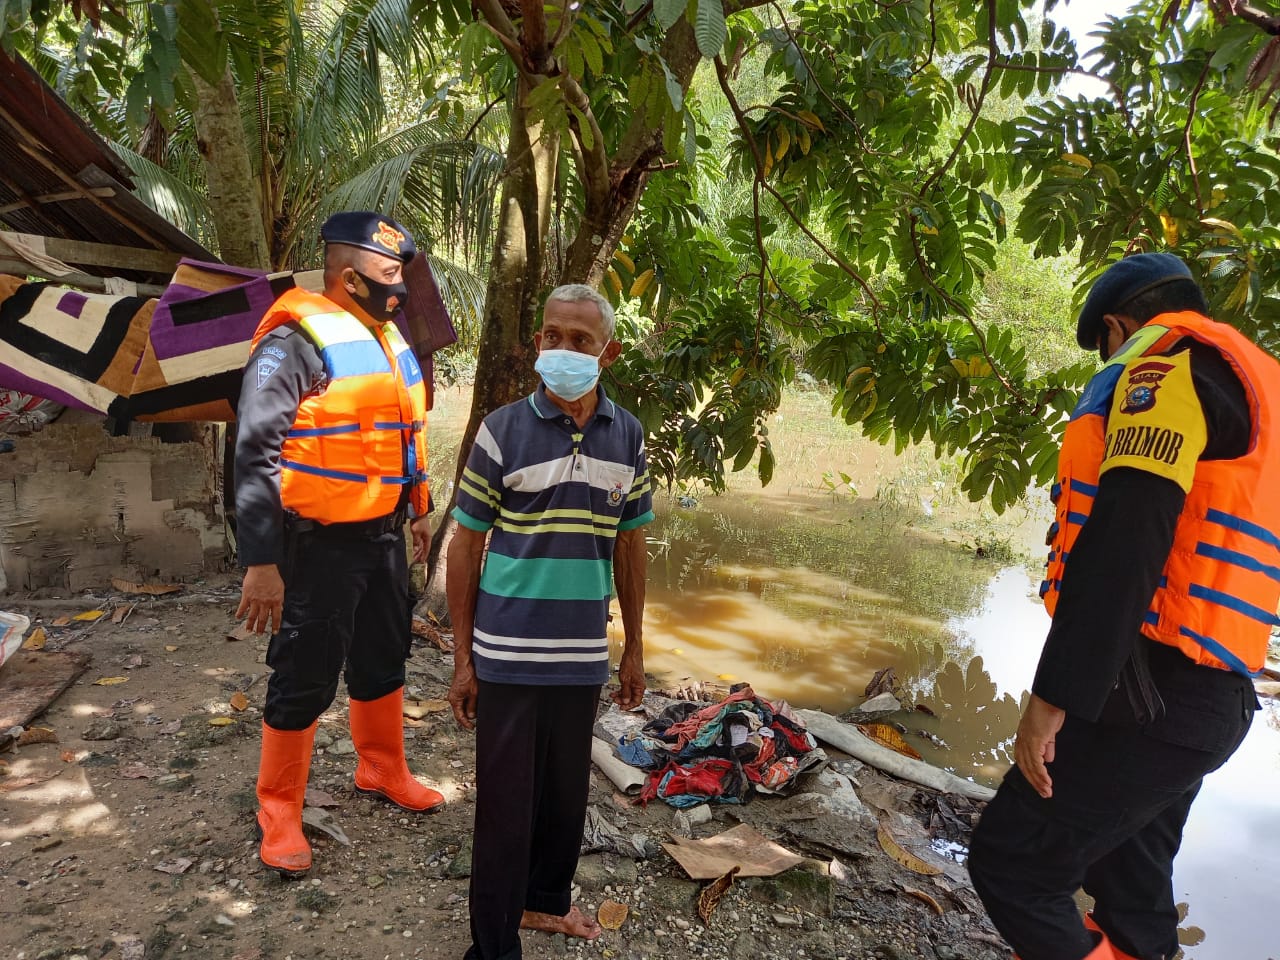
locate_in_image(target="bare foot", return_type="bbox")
[520,905,602,940]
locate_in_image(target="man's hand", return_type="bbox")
[410,515,431,563]
[610,646,645,710]
[448,659,478,731]
[236,564,284,635]
[1014,693,1066,799]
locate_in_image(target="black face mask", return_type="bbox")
[350,268,408,321]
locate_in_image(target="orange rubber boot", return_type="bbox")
[350,688,445,812]
[256,721,316,876]
[1084,913,1141,960]
[1014,926,1119,960]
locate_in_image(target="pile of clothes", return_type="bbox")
[618,685,825,808]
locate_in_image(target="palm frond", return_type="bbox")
[111,141,216,248]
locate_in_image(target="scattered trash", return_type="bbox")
[597,898,629,930]
[403,698,449,719]
[857,723,922,760]
[112,579,182,596]
[590,737,647,795]
[154,857,194,875]
[662,823,803,880]
[229,692,249,712]
[0,610,31,669]
[580,804,658,860]
[697,865,740,923]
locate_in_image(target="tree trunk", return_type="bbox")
[191,68,270,270]
[420,82,560,615]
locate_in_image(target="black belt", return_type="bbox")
[285,508,408,539]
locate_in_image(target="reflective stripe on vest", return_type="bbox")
[248,288,430,524]
[1040,311,1280,676]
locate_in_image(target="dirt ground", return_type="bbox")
[0,575,1014,960]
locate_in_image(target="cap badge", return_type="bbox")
[372,221,405,254]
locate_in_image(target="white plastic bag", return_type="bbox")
[0,611,31,671]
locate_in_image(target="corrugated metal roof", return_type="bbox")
[0,50,218,282]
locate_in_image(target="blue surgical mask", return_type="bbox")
[535,344,607,402]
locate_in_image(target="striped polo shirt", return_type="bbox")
[452,384,654,685]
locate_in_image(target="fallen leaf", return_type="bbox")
[901,885,944,914]
[864,665,897,698]
[301,807,350,846]
[208,717,234,726]
[60,750,76,763]
[225,621,255,642]
[112,604,133,625]
[425,609,440,625]
[112,578,181,596]
[914,702,938,718]
[93,676,128,686]
[17,727,58,746]
[122,654,144,669]
[229,692,249,712]
[597,898,629,930]
[697,865,740,924]
[304,787,339,808]
[120,763,163,779]
[154,857,194,875]
[403,698,450,719]
[52,616,71,627]
[73,610,106,622]
[876,821,942,876]
[22,627,47,649]
[164,645,178,652]
[858,723,923,760]
[160,719,182,735]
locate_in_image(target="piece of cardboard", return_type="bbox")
[0,650,92,735]
[661,823,804,880]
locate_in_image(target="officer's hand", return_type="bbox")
[1014,693,1066,799]
[610,646,645,710]
[410,515,431,564]
[237,564,284,635]
[448,659,478,731]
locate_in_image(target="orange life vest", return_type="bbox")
[1041,311,1280,676]
[249,287,429,524]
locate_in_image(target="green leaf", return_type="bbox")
[653,0,685,30]
[694,0,726,59]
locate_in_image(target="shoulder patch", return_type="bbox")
[256,356,282,390]
[1101,350,1207,492]
[260,344,287,361]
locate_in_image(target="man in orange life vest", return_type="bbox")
[967,253,1277,960]
[234,211,444,876]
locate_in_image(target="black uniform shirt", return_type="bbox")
[1032,338,1257,750]
[234,324,326,566]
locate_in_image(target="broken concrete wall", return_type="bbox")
[0,422,228,591]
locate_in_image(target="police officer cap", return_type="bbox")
[1075,252,1192,348]
[320,211,416,264]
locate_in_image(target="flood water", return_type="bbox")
[622,489,1280,960]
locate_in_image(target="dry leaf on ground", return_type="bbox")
[73,610,106,621]
[697,865,740,924]
[22,627,46,649]
[225,621,255,642]
[858,723,923,760]
[164,645,178,652]
[597,899,628,930]
[304,787,339,808]
[876,821,942,876]
[112,605,133,624]
[229,692,249,712]
[208,717,234,726]
[901,885,944,914]
[52,616,71,627]
[17,727,58,746]
[59,750,76,763]
[403,698,450,719]
[92,676,128,686]
[112,578,181,596]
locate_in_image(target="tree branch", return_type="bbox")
[1184,60,1211,216]
[463,95,504,141]
[923,0,996,195]
[520,0,549,69]
[560,73,611,218]
[910,0,937,78]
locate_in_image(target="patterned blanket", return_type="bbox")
[0,256,455,422]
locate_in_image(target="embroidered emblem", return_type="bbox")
[372,221,406,255]
[261,344,287,361]
[256,356,281,389]
[608,481,624,507]
[1119,360,1174,414]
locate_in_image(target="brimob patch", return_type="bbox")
[256,356,282,389]
[1118,360,1174,414]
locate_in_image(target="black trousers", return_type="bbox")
[465,681,600,960]
[968,701,1253,960]
[263,525,410,730]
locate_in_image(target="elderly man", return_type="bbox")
[447,283,653,959]
[235,211,444,877]
[968,253,1279,960]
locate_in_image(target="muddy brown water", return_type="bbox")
[621,490,1280,960]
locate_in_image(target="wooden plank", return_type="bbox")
[0,187,116,216]
[0,257,165,297]
[0,650,92,735]
[0,230,182,275]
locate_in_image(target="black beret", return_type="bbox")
[1076,252,1193,348]
[320,211,416,263]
